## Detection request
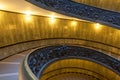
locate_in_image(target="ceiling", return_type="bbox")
[0,0,85,21]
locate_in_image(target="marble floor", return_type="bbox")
[0,49,34,80]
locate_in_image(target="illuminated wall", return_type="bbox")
[73,0,120,12]
[0,10,120,52]
[41,59,120,80]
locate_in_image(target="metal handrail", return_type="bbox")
[26,45,120,80]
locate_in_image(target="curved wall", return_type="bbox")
[0,10,120,59]
[73,0,120,12]
[41,59,120,80]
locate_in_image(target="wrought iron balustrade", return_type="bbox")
[27,45,120,78]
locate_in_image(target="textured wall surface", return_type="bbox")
[0,10,120,59]
[73,0,120,12]
[41,59,120,80]
[0,39,120,60]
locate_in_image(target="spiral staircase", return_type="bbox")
[0,0,120,80]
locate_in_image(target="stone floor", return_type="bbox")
[0,49,34,80]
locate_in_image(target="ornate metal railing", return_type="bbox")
[26,0,120,29]
[27,45,120,79]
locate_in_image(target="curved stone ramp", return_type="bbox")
[0,49,34,80]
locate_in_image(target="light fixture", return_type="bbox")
[25,11,32,16]
[95,23,101,30]
[96,23,100,28]
[49,14,56,24]
[71,20,77,26]
[71,20,77,31]
[24,11,32,21]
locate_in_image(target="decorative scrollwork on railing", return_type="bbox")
[27,0,120,29]
[28,46,120,78]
